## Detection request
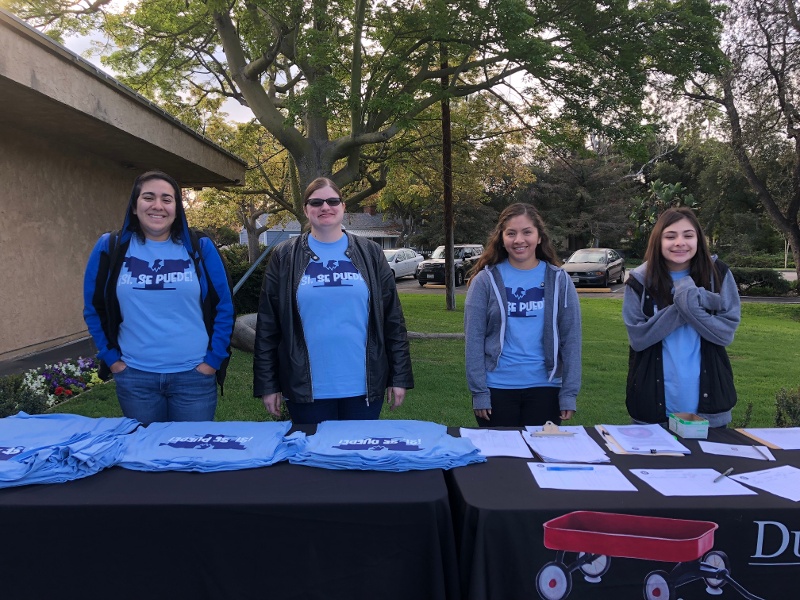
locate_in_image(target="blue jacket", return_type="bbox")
[82,187,234,386]
[464,262,582,412]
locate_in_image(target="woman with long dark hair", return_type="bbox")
[623,207,741,426]
[83,171,234,424]
[464,203,582,427]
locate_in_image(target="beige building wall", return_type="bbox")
[0,127,135,359]
[0,10,246,361]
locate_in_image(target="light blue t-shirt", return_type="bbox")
[296,235,369,399]
[117,420,305,472]
[288,420,485,471]
[662,269,701,415]
[117,236,208,372]
[486,260,560,389]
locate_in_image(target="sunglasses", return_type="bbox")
[305,197,342,207]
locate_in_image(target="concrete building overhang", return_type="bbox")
[0,9,246,187]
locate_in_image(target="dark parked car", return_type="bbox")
[562,248,625,287]
[416,244,484,287]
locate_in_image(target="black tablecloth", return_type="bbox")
[0,461,459,600]
[447,427,800,600]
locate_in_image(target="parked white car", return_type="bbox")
[383,248,424,279]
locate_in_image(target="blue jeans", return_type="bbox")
[286,395,382,425]
[114,366,218,425]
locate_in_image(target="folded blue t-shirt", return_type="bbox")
[117,420,306,472]
[289,419,485,471]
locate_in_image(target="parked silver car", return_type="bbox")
[383,248,425,279]
[562,248,625,287]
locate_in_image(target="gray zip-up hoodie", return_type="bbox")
[464,262,582,411]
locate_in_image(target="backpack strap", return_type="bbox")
[189,229,234,394]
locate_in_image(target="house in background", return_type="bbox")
[0,9,246,362]
[240,210,403,249]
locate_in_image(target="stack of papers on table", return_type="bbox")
[630,468,757,497]
[523,426,609,463]
[731,465,800,502]
[458,429,533,458]
[597,423,691,455]
[737,427,800,450]
[528,463,636,491]
[698,441,776,461]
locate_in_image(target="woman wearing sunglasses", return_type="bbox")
[253,177,414,424]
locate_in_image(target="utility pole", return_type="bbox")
[441,45,455,310]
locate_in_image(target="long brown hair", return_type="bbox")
[633,206,718,307]
[469,203,560,284]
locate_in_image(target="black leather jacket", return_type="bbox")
[253,232,414,404]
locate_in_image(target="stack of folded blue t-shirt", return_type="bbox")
[0,411,140,488]
[117,420,305,472]
[288,419,485,472]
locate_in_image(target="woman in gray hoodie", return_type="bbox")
[623,207,740,426]
[464,203,582,427]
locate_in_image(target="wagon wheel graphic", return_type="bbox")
[536,561,573,600]
[576,552,611,582]
[702,550,731,592]
[644,570,675,600]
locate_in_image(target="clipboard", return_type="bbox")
[595,424,686,457]
[528,421,575,437]
[735,428,782,450]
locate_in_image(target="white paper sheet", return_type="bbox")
[600,424,691,455]
[523,426,609,463]
[730,465,800,502]
[459,428,533,458]
[528,462,637,492]
[739,428,800,450]
[630,468,758,497]
[698,441,776,461]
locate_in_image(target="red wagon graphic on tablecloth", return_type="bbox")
[537,511,765,600]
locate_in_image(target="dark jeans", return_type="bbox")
[475,386,561,428]
[286,395,382,425]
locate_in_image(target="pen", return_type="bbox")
[546,466,594,471]
[713,467,734,482]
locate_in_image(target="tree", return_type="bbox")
[629,179,698,251]
[8,0,725,198]
[529,150,642,253]
[185,119,298,262]
[378,92,531,247]
[683,0,800,280]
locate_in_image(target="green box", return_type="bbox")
[668,412,709,439]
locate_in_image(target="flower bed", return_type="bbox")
[0,357,102,418]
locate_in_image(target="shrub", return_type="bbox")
[220,244,272,315]
[730,267,791,296]
[723,251,796,269]
[775,387,800,427]
[0,373,49,418]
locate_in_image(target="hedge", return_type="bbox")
[730,267,792,296]
[220,244,272,315]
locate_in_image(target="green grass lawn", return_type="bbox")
[53,295,800,428]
